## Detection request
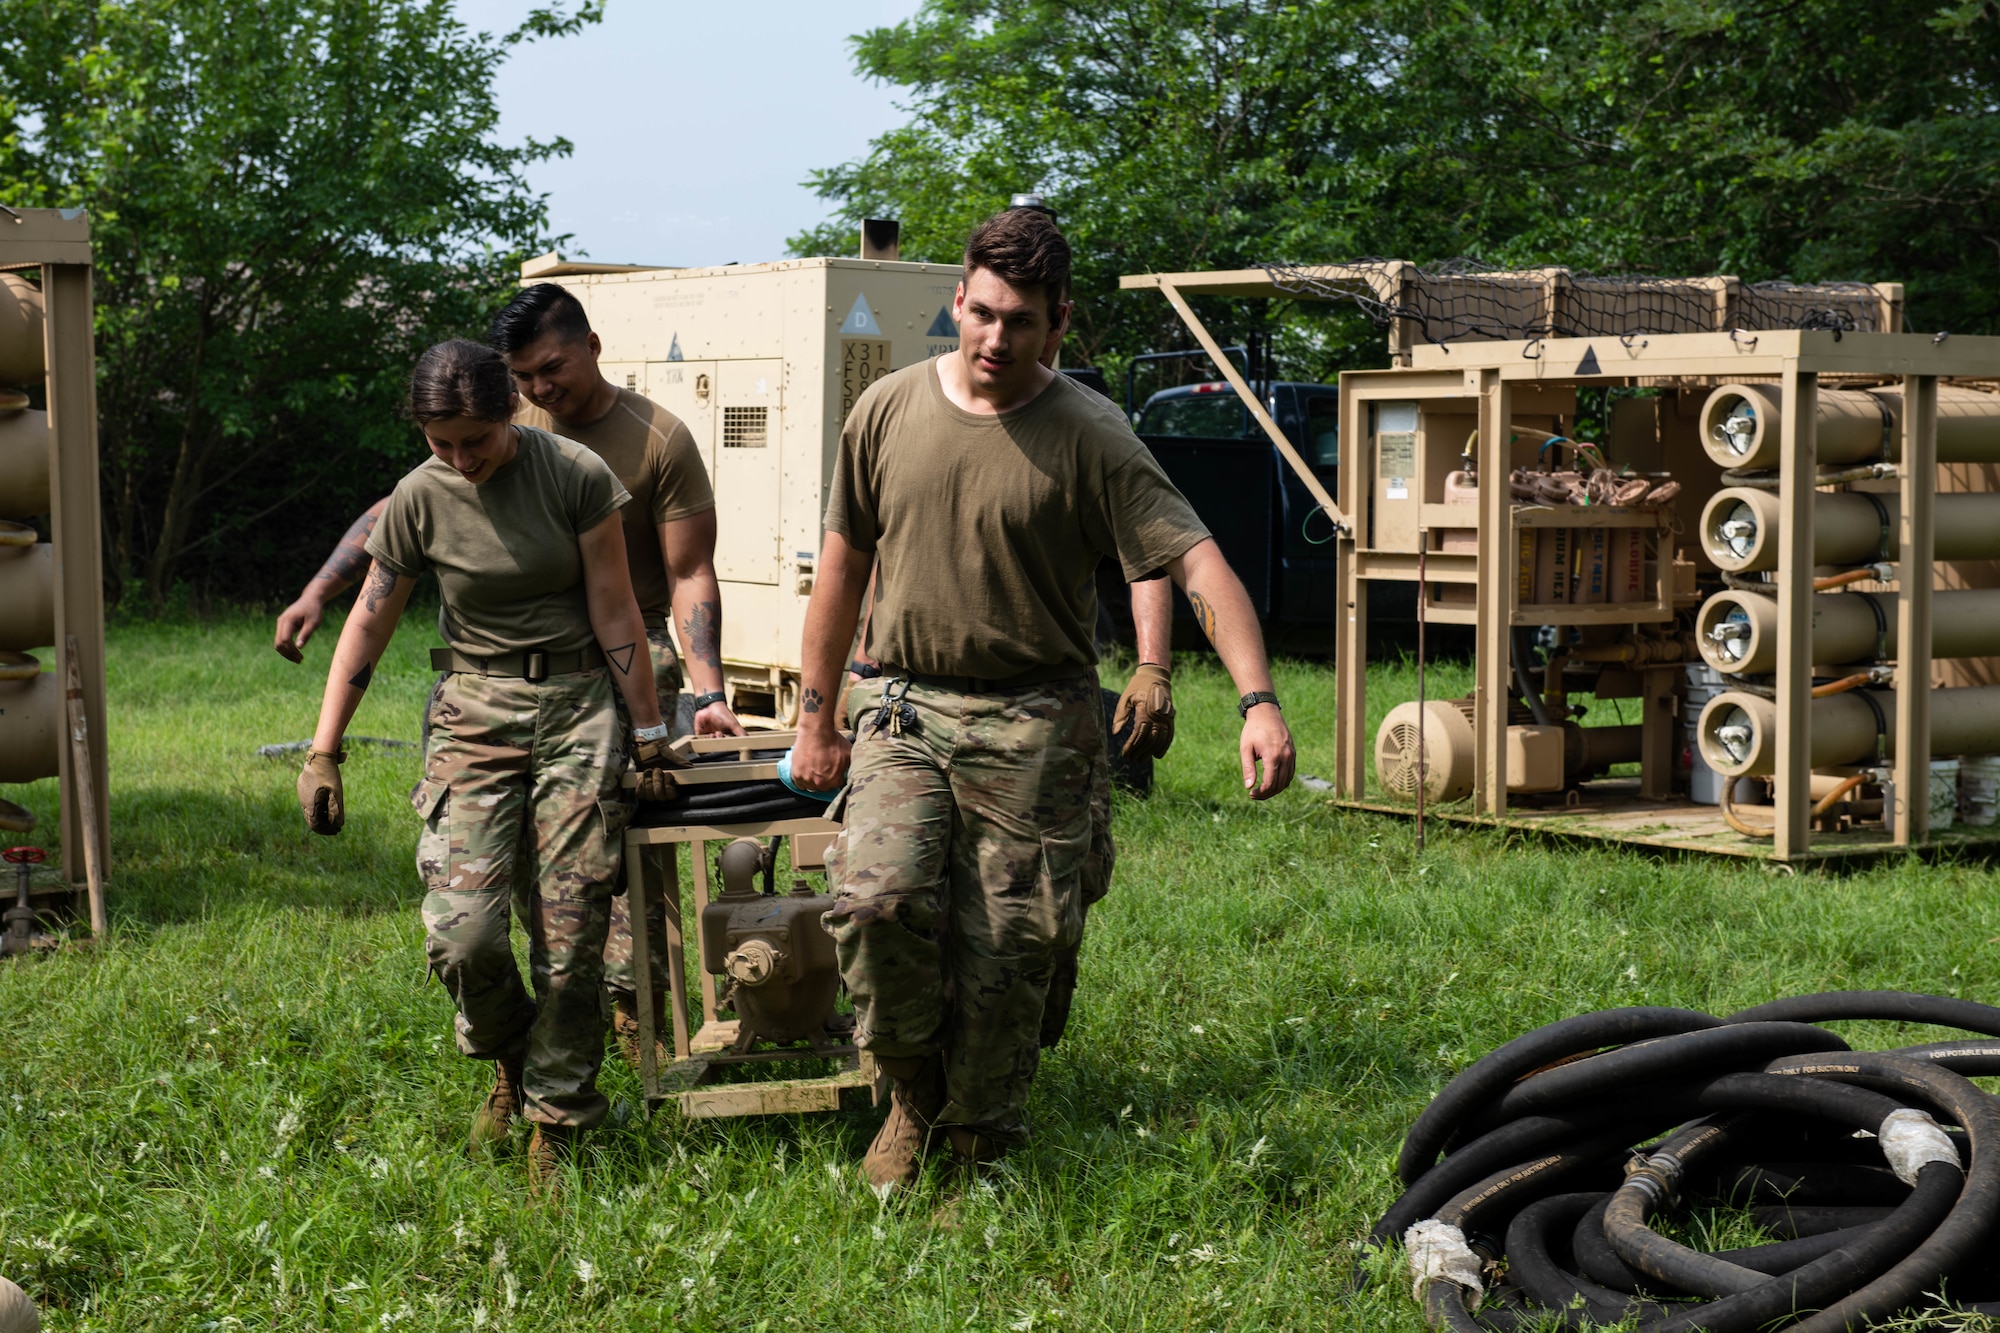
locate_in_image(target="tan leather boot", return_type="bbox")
[526,1123,580,1199]
[944,1124,1007,1178]
[858,1055,945,1193]
[609,989,668,1069]
[468,1045,526,1156]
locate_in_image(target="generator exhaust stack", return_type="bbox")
[859,219,900,262]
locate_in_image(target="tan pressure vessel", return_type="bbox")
[0,408,51,519]
[1695,586,2000,675]
[1701,383,2000,471]
[0,543,54,652]
[1697,685,2000,778]
[1699,486,2000,572]
[0,274,43,388]
[0,668,60,783]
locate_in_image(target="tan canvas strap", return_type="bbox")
[429,645,606,681]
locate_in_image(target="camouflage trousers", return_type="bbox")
[415,667,634,1128]
[585,624,681,1000]
[826,672,1108,1144]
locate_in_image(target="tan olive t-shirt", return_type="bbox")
[516,388,714,616]
[367,426,630,657]
[824,360,1211,678]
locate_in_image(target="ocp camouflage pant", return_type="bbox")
[415,667,633,1128]
[825,672,1106,1144]
[596,626,681,1000]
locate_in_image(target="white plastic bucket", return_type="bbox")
[1681,665,1730,805]
[1960,755,2000,828]
[1930,759,1961,832]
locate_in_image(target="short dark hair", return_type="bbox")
[407,339,515,424]
[963,209,1071,320]
[489,283,592,354]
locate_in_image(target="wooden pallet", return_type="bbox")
[1339,781,2000,862]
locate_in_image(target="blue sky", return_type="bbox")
[454,1,925,268]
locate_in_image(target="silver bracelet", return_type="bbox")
[632,722,671,743]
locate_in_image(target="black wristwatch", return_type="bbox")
[848,661,882,680]
[691,690,728,711]
[1238,691,1282,718]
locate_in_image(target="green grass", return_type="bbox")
[4,611,2000,1330]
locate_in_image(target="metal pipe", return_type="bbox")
[0,273,44,387]
[1701,383,2000,471]
[0,542,54,651]
[0,669,60,783]
[1699,486,2000,572]
[1697,684,2000,778]
[1695,587,2000,675]
[0,408,50,520]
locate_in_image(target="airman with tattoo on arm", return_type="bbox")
[276,283,749,1068]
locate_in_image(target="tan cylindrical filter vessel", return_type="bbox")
[1699,486,2000,572]
[0,668,61,783]
[1695,586,2000,675]
[0,543,54,652]
[1697,684,2000,778]
[0,409,51,520]
[0,274,44,389]
[1701,383,2000,471]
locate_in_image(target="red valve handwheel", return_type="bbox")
[3,846,46,865]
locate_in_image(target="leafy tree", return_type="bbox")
[795,0,2000,384]
[0,0,602,606]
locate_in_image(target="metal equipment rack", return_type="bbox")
[625,733,873,1118]
[0,207,108,917]
[1123,265,2000,862]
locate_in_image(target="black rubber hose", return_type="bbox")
[1763,1052,2000,1333]
[1397,1007,1725,1185]
[1731,1163,1912,1208]
[1691,1070,1908,1130]
[1726,991,2000,1036]
[1504,1193,1672,1325]
[1663,1160,1959,1333]
[1511,627,1556,728]
[1893,1039,2000,1076]
[1369,1092,1703,1245]
[1709,1221,1888,1275]
[1604,1118,1772,1299]
[1570,1194,1652,1295]
[1466,1023,1850,1127]
[1751,1205,1896,1238]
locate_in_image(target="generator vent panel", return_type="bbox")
[723,406,768,448]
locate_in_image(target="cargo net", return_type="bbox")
[1257,259,1885,345]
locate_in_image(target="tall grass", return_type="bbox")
[1,612,1995,1330]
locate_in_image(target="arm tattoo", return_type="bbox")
[606,643,637,676]
[348,660,374,691]
[312,511,380,589]
[683,600,722,669]
[1188,590,1219,645]
[801,687,823,715]
[361,562,398,615]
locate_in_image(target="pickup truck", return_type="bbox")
[1093,379,1355,652]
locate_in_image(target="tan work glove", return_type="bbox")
[633,735,689,803]
[1113,663,1175,760]
[298,749,346,835]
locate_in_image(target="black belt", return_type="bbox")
[430,646,605,681]
[879,663,1090,694]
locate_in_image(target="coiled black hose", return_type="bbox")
[1381,993,2000,1330]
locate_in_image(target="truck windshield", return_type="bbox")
[1138,395,1245,438]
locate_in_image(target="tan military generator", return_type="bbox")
[524,251,964,724]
